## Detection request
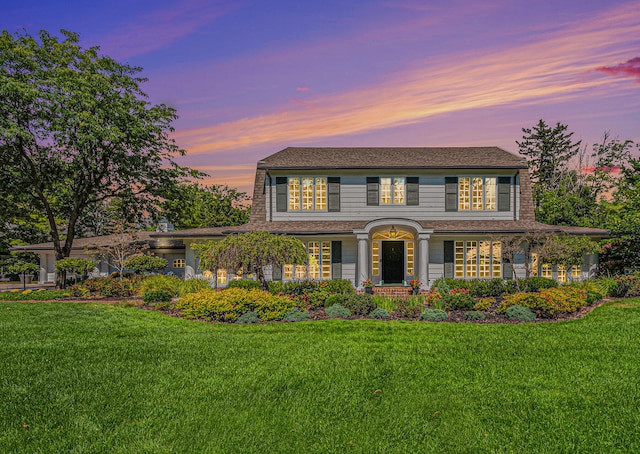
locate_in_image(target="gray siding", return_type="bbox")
[266,172,519,222]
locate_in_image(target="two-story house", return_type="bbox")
[159,147,608,289]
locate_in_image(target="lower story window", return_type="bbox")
[217,269,227,285]
[173,259,185,268]
[455,240,501,279]
[284,241,331,280]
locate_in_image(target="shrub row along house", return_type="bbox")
[18,147,607,289]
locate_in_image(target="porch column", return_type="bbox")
[356,233,369,288]
[39,254,48,284]
[418,234,430,289]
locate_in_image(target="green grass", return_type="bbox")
[1,300,639,453]
[0,290,70,300]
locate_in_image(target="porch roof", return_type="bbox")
[153,220,609,238]
[11,231,184,252]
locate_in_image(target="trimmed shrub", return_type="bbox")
[566,280,603,304]
[610,274,640,298]
[369,307,389,319]
[324,279,356,294]
[227,279,261,291]
[393,297,422,318]
[422,289,443,307]
[267,280,321,297]
[498,292,548,314]
[78,277,139,297]
[468,279,506,297]
[473,297,494,311]
[124,255,168,274]
[325,293,346,308]
[420,309,447,322]
[465,311,486,321]
[524,277,558,292]
[431,278,469,291]
[69,284,90,297]
[282,308,311,322]
[142,290,173,304]
[443,291,475,310]
[498,286,588,318]
[175,288,297,322]
[307,290,331,309]
[341,293,376,316]
[236,311,260,324]
[179,278,212,295]
[505,305,535,322]
[137,275,182,296]
[325,304,351,318]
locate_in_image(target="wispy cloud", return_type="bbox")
[174,2,640,156]
[99,0,233,59]
[596,57,640,82]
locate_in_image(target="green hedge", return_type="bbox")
[174,288,298,322]
[498,286,588,317]
[0,289,70,300]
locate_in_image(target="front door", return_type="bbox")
[382,241,404,284]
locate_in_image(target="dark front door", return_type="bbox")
[382,241,404,284]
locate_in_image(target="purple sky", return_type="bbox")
[5,0,640,193]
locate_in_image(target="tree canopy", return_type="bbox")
[193,232,308,290]
[159,183,250,229]
[518,119,638,273]
[0,29,199,286]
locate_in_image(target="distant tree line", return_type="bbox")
[518,119,639,273]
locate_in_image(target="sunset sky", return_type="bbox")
[4,0,639,194]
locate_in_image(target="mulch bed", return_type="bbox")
[6,297,612,324]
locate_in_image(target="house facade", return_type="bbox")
[158,147,608,289]
[14,231,186,284]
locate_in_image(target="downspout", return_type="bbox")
[266,169,273,222]
[514,171,519,221]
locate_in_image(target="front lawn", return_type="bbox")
[1,300,639,452]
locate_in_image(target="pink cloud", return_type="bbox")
[596,57,640,82]
[296,87,310,92]
[173,2,640,156]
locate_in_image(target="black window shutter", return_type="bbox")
[331,241,342,279]
[406,177,419,206]
[445,177,458,212]
[328,177,340,212]
[498,176,511,211]
[444,241,454,278]
[276,177,287,212]
[367,177,379,206]
[331,241,342,263]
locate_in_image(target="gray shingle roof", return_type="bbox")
[257,147,528,170]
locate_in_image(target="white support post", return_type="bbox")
[356,234,369,288]
[418,234,430,289]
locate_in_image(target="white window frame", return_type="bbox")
[454,240,502,279]
[380,177,406,205]
[284,241,332,280]
[459,177,497,211]
[288,177,328,212]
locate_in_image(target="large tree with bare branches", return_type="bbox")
[0,29,198,287]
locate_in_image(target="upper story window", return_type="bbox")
[380,177,405,205]
[367,176,418,206]
[288,177,327,211]
[458,177,496,211]
[276,176,339,213]
[446,176,510,212]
